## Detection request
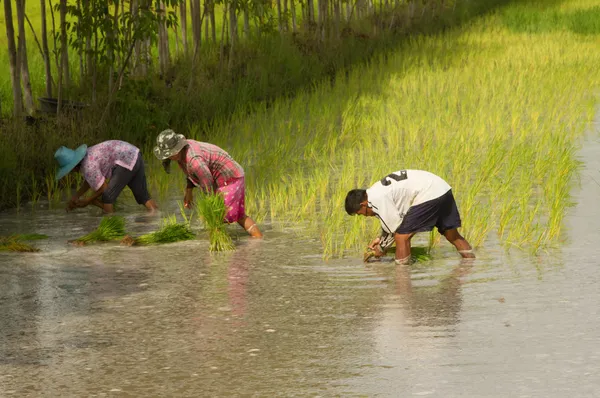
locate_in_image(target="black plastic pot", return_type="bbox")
[38,97,89,114]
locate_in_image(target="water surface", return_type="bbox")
[1,134,599,397]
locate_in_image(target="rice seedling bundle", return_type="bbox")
[134,215,196,245]
[0,234,48,252]
[74,216,127,244]
[196,194,235,252]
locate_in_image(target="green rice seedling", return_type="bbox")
[134,215,196,245]
[17,234,49,241]
[29,173,42,207]
[196,193,235,252]
[0,239,39,252]
[0,234,48,252]
[74,216,127,244]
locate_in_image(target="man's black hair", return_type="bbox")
[345,189,367,215]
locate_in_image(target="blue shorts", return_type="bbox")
[396,190,462,235]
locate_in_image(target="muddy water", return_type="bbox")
[2,141,600,396]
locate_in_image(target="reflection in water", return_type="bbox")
[395,260,472,328]
[0,257,147,367]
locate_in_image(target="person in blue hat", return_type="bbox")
[54,140,158,213]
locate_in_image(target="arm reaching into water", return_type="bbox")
[67,180,91,211]
[75,182,108,209]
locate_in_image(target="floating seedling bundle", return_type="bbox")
[0,234,48,252]
[132,215,196,245]
[74,216,127,244]
[196,193,235,252]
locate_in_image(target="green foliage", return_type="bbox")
[134,215,195,245]
[74,216,127,243]
[196,193,235,252]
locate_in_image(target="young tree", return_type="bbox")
[3,0,24,117]
[16,0,35,114]
[179,0,188,53]
[59,0,70,87]
[41,0,53,97]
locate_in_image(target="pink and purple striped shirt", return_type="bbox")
[80,140,139,191]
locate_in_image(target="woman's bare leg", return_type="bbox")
[238,216,263,238]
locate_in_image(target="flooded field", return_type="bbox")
[1,138,600,396]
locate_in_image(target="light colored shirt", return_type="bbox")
[178,140,244,191]
[366,169,451,246]
[80,140,140,191]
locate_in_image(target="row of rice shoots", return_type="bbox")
[134,215,195,245]
[74,216,127,244]
[196,193,235,252]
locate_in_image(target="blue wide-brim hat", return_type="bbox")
[54,144,88,180]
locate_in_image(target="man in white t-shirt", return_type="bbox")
[345,169,475,264]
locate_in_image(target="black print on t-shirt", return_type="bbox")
[380,170,407,186]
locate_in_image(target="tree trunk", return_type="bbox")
[174,7,180,54]
[83,0,93,77]
[40,0,53,97]
[132,0,142,74]
[228,0,237,70]
[219,3,227,65]
[157,1,170,76]
[334,0,340,38]
[209,0,217,44]
[243,5,250,39]
[59,0,70,88]
[91,26,98,103]
[76,0,84,81]
[4,0,23,117]
[283,0,289,31]
[108,1,119,94]
[180,1,188,54]
[291,0,297,32]
[307,0,314,26]
[229,0,238,47]
[346,1,351,22]
[190,0,201,53]
[276,0,282,33]
[16,0,34,114]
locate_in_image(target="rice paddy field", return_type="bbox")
[133,0,600,258]
[2,1,600,396]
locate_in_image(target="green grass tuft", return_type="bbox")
[0,234,43,252]
[196,193,235,252]
[74,216,127,244]
[134,215,196,245]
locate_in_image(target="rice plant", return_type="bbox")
[196,193,235,252]
[74,216,127,244]
[0,234,48,252]
[133,215,196,245]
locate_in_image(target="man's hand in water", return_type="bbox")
[368,238,385,257]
